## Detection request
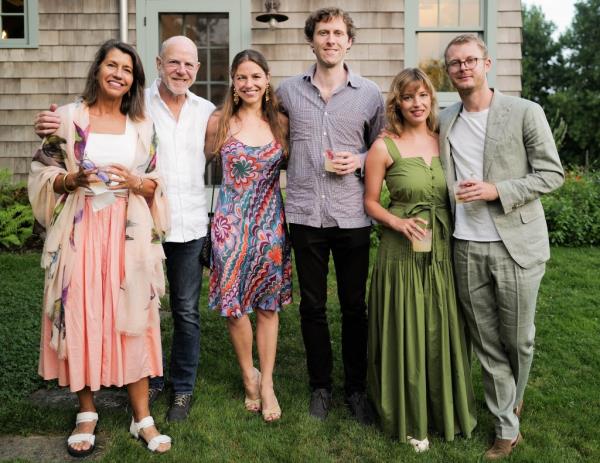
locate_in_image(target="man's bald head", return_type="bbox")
[160,35,198,62]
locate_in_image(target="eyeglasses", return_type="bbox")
[446,57,485,72]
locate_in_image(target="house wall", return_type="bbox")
[0,0,135,182]
[0,0,522,182]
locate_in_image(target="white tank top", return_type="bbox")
[86,119,137,195]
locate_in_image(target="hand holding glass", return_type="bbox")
[412,225,432,253]
[324,149,337,172]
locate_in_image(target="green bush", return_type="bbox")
[542,169,600,246]
[0,168,39,251]
[0,203,34,249]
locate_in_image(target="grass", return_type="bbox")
[0,247,599,462]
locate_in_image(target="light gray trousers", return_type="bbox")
[453,239,545,440]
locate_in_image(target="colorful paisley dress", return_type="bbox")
[208,137,292,318]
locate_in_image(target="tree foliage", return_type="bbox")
[522,0,600,166]
[521,4,562,107]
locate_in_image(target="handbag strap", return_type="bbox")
[209,182,216,217]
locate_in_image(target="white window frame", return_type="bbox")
[404,0,497,107]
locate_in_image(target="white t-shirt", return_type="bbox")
[145,79,216,243]
[448,107,501,242]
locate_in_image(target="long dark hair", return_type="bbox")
[212,49,288,155]
[81,39,146,121]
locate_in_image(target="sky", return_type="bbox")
[522,0,577,36]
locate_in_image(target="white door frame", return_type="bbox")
[135,0,251,84]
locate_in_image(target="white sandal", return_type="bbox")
[67,411,98,458]
[407,435,430,453]
[129,416,172,452]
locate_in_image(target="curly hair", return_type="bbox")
[386,68,438,137]
[304,7,356,42]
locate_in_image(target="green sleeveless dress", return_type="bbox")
[367,137,477,442]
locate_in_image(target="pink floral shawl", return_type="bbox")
[28,101,170,359]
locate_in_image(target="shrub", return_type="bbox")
[0,169,40,251]
[542,169,600,246]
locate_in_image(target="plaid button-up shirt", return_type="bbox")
[277,64,385,228]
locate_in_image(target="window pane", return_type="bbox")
[190,83,207,100]
[210,84,228,107]
[418,0,438,27]
[184,15,207,45]
[197,48,208,81]
[439,0,459,27]
[460,0,480,27]
[417,31,467,91]
[210,48,228,82]
[159,14,183,44]
[2,0,24,13]
[208,15,228,46]
[1,15,24,39]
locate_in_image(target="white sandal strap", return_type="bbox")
[68,433,96,446]
[134,415,155,431]
[147,434,172,452]
[75,412,98,424]
[407,436,430,453]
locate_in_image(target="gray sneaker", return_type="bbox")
[167,393,192,422]
[309,388,332,420]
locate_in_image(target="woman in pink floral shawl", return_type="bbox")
[28,40,171,456]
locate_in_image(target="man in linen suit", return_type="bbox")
[439,34,564,460]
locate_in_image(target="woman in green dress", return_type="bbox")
[364,68,476,452]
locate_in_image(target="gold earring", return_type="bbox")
[265,83,270,103]
[233,88,239,105]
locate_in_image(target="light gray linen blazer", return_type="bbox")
[439,90,564,269]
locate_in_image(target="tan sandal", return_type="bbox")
[261,388,281,422]
[244,367,262,413]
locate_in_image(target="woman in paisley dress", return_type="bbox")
[28,40,171,456]
[364,68,476,452]
[205,49,292,422]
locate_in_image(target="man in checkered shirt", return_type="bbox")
[277,7,385,424]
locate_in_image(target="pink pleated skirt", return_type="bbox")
[39,197,162,392]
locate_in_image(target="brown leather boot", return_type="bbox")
[484,433,523,460]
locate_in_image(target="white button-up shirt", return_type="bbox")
[145,79,216,243]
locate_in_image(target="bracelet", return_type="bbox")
[62,173,76,193]
[134,176,144,194]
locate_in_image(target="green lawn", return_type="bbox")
[0,247,598,462]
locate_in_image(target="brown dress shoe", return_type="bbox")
[484,433,523,460]
[514,400,524,418]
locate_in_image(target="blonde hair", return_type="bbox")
[385,68,438,137]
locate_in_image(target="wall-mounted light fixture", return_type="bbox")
[256,0,288,30]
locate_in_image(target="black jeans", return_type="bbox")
[289,224,371,396]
